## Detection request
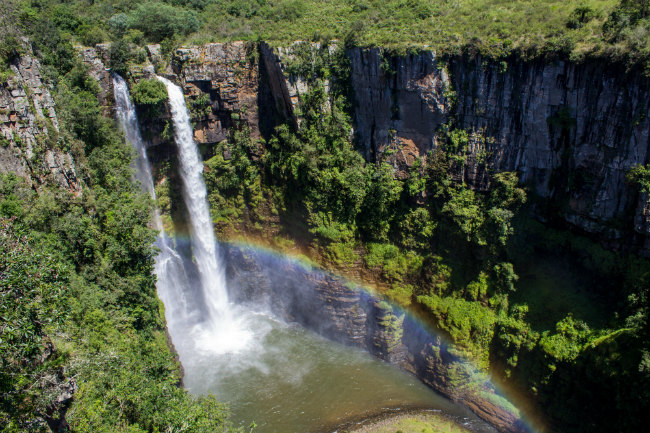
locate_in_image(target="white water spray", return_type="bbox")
[157,76,251,354]
[113,74,195,343]
[112,75,502,433]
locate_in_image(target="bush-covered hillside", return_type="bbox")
[0,2,238,432]
[2,0,650,69]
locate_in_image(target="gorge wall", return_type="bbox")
[87,42,650,257]
[76,42,650,433]
[347,49,650,255]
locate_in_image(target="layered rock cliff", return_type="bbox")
[0,43,79,192]
[171,42,261,145]
[84,41,650,255]
[76,40,650,433]
[451,58,649,253]
[273,46,650,256]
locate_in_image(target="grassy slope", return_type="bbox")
[198,0,618,56]
[345,412,469,433]
[20,0,650,66]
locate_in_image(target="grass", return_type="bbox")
[195,1,618,54]
[15,0,645,65]
[478,389,520,417]
[346,412,469,433]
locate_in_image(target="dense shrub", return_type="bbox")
[128,2,200,42]
[418,294,497,368]
[130,78,169,117]
[627,164,650,193]
[0,215,69,432]
[108,37,132,76]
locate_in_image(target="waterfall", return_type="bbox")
[113,74,157,205]
[114,71,250,366]
[113,75,516,433]
[157,76,250,354]
[112,74,193,343]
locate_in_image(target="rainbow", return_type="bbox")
[204,236,547,433]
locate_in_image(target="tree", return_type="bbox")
[108,37,131,76]
[130,78,169,117]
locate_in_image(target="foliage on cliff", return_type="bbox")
[0,215,68,432]
[130,78,168,117]
[202,41,650,433]
[0,5,237,432]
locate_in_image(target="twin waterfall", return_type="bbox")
[112,75,509,433]
[113,74,250,359]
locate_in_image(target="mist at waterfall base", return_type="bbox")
[153,238,498,433]
[114,75,499,433]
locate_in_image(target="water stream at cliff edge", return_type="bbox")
[113,73,194,343]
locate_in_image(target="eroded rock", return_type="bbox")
[1,44,79,192]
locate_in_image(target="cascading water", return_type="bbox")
[113,75,157,201]
[112,74,194,348]
[156,76,251,354]
[114,73,504,433]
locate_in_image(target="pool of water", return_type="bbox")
[182,308,497,433]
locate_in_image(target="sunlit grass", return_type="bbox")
[191,0,619,59]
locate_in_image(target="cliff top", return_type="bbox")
[1,1,649,72]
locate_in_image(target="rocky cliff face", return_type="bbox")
[348,48,451,162]
[171,42,261,146]
[223,244,526,433]
[345,49,650,253]
[90,41,650,254]
[452,59,650,251]
[268,45,650,254]
[83,42,260,157]
[80,45,113,111]
[0,44,79,192]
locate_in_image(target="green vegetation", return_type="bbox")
[0,1,23,83]
[123,2,199,43]
[198,41,650,433]
[627,163,650,193]
[3,0,650,71]
[2,1,649,432]
[346,412,469,433]
[0,215,68,432]
[418,294,497,368]
[130,78,169,117]
[0,5,238,432]
[203,123,265,231]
